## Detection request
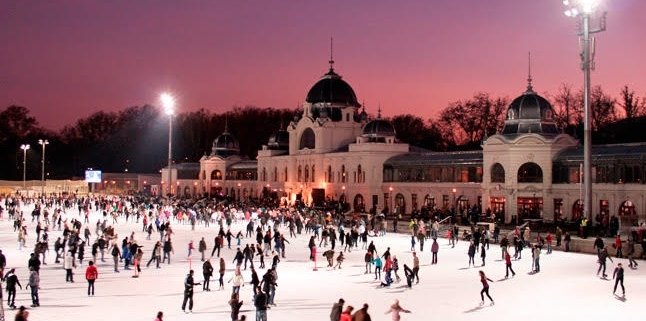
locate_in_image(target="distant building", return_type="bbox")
[163,60,646,227]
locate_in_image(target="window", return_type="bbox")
[261,168,266,182]
[304,165,309,183]
[211,170,222,180]
[311,165,315,182]
[299,128,315,149]
[297,165,302,182]
[341,165,346,183]
[517,162,543,183]
[491,163,505,183]
[357,165,363,183]
[284,167,288,182]
[411,194,418,210]
[327,165,333,183]
[273,167,278,182]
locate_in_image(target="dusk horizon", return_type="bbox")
[2,0,645,130]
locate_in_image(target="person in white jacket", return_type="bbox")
[228,267,244,294]
[64,250,76,282]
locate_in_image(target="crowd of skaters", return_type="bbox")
[0,193,642,320]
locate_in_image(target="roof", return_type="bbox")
[384,150,483,167]
[555,143,646,164]
[226,160,258,171]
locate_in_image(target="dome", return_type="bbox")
[362,111,396,141]
[267,129,289,150]
[210,131,240,157]
[305,68,361,108]
[501,84,559,136]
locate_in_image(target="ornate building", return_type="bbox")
[161,60,646,226]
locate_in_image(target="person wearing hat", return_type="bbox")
[329,298,345,321]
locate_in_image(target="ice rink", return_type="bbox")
[1,205,643,321]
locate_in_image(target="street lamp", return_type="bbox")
[20,144,30,190]
[388,186,393,215]
[563,0,606,221]
[38,139,49,196]
[161,93,175,197]
[452,188,457,211]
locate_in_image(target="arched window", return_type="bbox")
[395,193,406,215]
[311,165,315,182]
[357,165,363,183]
[341,165,346,183]
[299,128,315,149]
[491,163,505,183]
[297,165,302,182]
[211,170,222,180]
[353,194,365,212]
[517,162,543,183]
[327,165,333,183]
[619,201,636,216]
[424,194,435,208]
[304,165,309,183]
[284,167,288,182]
[273,167,278,182]
[261,168,266,181]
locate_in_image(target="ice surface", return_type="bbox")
[1,204,642,321]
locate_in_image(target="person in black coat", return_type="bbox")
[202,259,214,291]
[182,270,200,313]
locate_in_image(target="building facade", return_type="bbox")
[162,61,645,226]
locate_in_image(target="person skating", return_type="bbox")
[181,269,200,313]
[254,287,269,321]
[3,268,21,308]
[219,257,226,290]
[372,255,383,280]
[329,298,345,321]
[64,250,76,282]
[412,252,420,284]
[364,251,372,274]
[597,247,613,278]
[323,249,335,267]
[202,258,213,291]
[478,270,494,306]
[625,239,638,268]
[228,292,243,321]
[403,264,414,288]
[198,237,207,262]
[334,252,344,269]
[384,299,411,321]
[612,262,625,296]
[532,244,541,273]
[480,243,486,266]
[85,260,98,296]
[504,251,515,278]
[25,266,39,307]
[467,241,476,267]
[154,311,163,321]
[431,239,439,265]
[351,303,371,321]
[339,305,353,321]
[15,305,29,321]
[228,267,244,294]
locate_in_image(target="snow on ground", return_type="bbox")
[0,205,643,321]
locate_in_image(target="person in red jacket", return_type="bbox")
[339,305,353,321]
[85,260,99,296]
[545,233,553,254]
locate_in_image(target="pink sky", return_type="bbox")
[1,0,645,130]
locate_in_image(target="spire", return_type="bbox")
[224,115,229,133]
[525,51,534,93]
[377,104,382,119]
[329,37,335,71]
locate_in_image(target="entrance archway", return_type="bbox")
[353,194,365,212]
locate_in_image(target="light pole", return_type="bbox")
[563,0,606,221]
[161,93,175,197]
[38,139,49,196]
[20,144,30,190]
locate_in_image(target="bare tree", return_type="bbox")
[438,92,508,146]
[590,85,618,130]
[618,85,646,120]
[550,83,582,134]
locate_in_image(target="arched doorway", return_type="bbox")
[619,201,636,216]
[183,186,191,197]
[395,193,406,215]
[353,194,365,212]
[572,200,584,220]
[424,194,435,209]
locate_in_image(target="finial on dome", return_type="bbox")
[526,51,534,93]
[329,37,335,71]
[377,104,382,119]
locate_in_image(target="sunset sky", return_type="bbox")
[2,0,645,130]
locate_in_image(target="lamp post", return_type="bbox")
[563,0,606,221]
[38,139,49,197]
[161,93,175,197]
[20,144,30,190]
[388,186,393,215]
